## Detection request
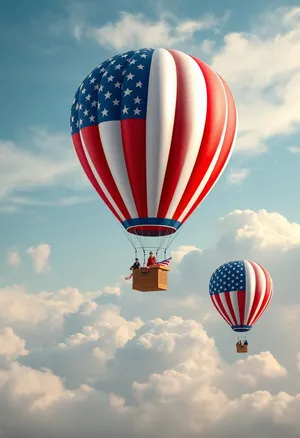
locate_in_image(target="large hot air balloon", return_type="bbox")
[70,47,237,291]
[209,260,273,353]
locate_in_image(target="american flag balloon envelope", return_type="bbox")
[70,47,238,258]
[209,260,274,353]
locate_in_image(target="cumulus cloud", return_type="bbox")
[26,244,51,274]
[219,209,300,251]
[211,7,300,154]
[227,168,250,184]
[171,245,202,267]
[0,127,89,212]
[7,249,21,268]
[288,145,300,153]
[1,208,300,435]
[67,6,300,156]
[76,11,227,51]
[0,327,28,360]
[234,352,287,387]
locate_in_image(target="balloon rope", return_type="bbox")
[165,221,188,251]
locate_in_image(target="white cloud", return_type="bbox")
[219,209,300,251]
[211,7,300,154]
[0,285,89,327]
[0,327,28,359]
[79,11,227,51]
[171,245,201,267]
[7,249,21,268]
[227,168,250,184]
[10,195,94,207]
[288,145,300,153]
[26,244,51,274]
[234,352,287,387]
[102,285,121,296]
[1,208,300,435]
[70,6,300,156]
[0,128,88,212]
[0,362,70,412]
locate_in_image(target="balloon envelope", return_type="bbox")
[209,260,273,332]
[70,48,237,240]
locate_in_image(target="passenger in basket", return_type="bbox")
[130,258,140,270]
[147,251,157,267]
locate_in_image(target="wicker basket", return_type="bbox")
[236,343,248,353]
[132,265,170,292]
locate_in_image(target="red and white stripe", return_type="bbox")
[72,48,237,231]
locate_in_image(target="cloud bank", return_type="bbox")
[1,209,300,437]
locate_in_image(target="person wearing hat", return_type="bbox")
[147,251,157,267]
[130,258,140,270]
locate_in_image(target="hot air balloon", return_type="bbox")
[209,260,273,353]
[70,47,238,292]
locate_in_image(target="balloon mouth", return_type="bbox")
[127,225,177,237]
[122,218,182,237]
[231,325,252,332]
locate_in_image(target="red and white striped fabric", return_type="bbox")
[71,48,238,237]
[209,260,273,332]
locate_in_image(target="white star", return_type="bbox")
[113,98,120,106]
[104,91,112,99]
[84,109,89,116]
[110,60,115,65]
[130,59,136,64]
[126,72,134,80]
[94,84,100,90]
[73,98,76,104]
[124,88,132,96]
[71,116,74,122]
[89,115,96,122]
[81,87,86,94]
[90,77,96,84]
[85,94,91,101]
[122,105,129,114]
[134,107,141,115]
[103,71,108,77]
[114,81,121,88]
[91,100,97,107]
[88,73,92,78]
[80,119,83,125]
[134,96,141,104]
[76,121,79,128]
[100,67,105,73]
[136,81,142,88]
[135,50,140,54]
[107,75,114,82]
[115,64,122,70]
[99,85,104,92]
[121,54,128,58]
[79,104,83,110]
[137,64,144,70]
[121,70,126,75]
[102,109,108,116]
[75,103,79,110]
[97,103,101,109]
[141,54,147,58]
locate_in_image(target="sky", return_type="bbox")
[1,0,300,436]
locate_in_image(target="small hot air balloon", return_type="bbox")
[70,47,238,291]
[209,260,273,353]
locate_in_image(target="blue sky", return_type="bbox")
[2,1,300,437]
[1,0,299,293]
